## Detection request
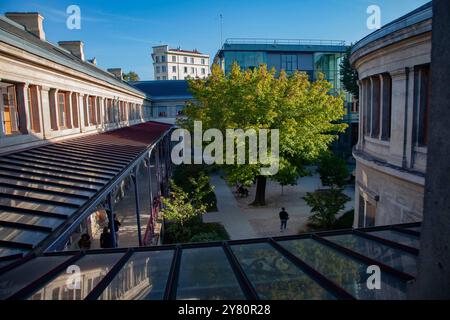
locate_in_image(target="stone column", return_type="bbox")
[388,68,408,167]
[39,86,51,138]
[408,0,450,299]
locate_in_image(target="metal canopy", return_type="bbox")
[0,222,421,300]
[0,121,173,259]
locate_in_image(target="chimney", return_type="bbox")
[58,41,85,61]
[5,12,46,40]
[107,68,123,80]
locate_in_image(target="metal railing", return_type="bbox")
[224,38,346,46]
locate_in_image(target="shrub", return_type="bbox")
[304,189,351,229]
[317,151,349,188]
[334,209,354,229]
[172,165,218,211]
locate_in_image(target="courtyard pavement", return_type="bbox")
[203,169,355,240]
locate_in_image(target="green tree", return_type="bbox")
[122,71,140,82]
[161,183,206,243]
[304,189,350,229]
[339,45,359,99]
[317,151,349,188]
[180,63,347,206]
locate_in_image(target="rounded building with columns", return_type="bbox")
[350,2,432,227]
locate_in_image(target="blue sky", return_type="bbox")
[1,0,430,80]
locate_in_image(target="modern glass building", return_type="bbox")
[214,39,359,158]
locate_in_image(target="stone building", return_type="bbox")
[0,12,173,257]
[350,2,432,227]
[0,12,153,154]
[152,45,210,80]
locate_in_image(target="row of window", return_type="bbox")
[361,73,392,141]
[154,55,207,65]
[155,66,207,75]
[0,80,149,137]
[361,64,430,146]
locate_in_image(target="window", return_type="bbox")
[156,66,160,73]
[184,67,188,73]
[162,76,167,80]
[201,68,206,75]
[173,76,177,80]
[155,56,160,63]
[0,82,20,135]
[172,55,176,62]
[172,66,177,72]
[363,78,372,136]
[201,58,205,65]
[161,55,166,63]
[156,76,160,80]
[176,105,184,116]
[57,92,71,128]
[184,57,187,63]
[71,93,79,128]
[27,85,40,133]
[191,67,195,74]
[358,195,376,227]
[380,74,392,140]
[158,106,167,117]
[414,64,431,146]
[281,55,298,73]
[190,57,194,64]
[88,96,96,125]
[162,66,167,72]
[370,76,381,138]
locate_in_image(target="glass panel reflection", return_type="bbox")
[325,234,418,275]
[366,230,420,249]
[231,242,335,300]
[0,211,64,229]
[29,253,120,300]
[99,250,173,300]
[0,247,29,258]
[279,239,407,299]
[0,256,69,299]
[177,247,245,300]
[0,226,49,245]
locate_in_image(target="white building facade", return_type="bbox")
[350,3,432,227]
[152,45,210,80]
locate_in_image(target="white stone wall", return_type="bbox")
[352,25,431,227]
[152,45,210,80]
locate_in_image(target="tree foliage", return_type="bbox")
[122,71,140,82]
[317,151,349,188]
[304,189,350,229]
[161,182,206,243]
[179,63,348,205]
[339,46,359,99]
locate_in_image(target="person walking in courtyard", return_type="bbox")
[100,226,113,248]
[279,207,289,232]
[78,233,91,250]
[108,214,121,246]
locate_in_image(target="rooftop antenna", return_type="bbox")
[220,13,223,47]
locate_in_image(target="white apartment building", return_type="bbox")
[152,45,210,80]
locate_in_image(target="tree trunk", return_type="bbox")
[251,175,267,206]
